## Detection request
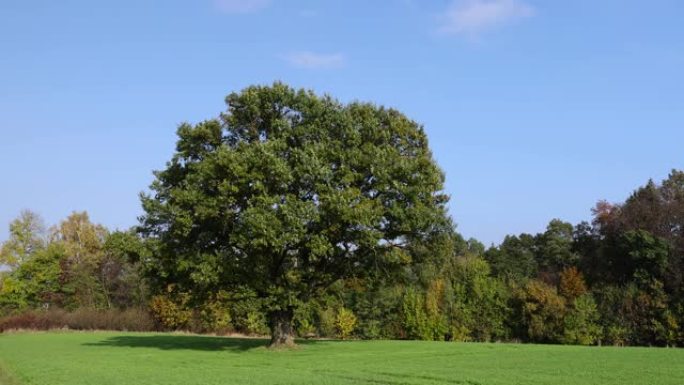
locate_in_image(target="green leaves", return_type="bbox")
[139,83,451,335]
[0,210,46,269]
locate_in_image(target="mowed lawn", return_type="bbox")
[1,332,683,385]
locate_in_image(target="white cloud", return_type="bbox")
[213,0,271,14]
[282,51,346,70]
[438,0,534,37]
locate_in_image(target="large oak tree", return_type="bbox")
[139,83,451,347]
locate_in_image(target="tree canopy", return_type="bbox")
[139,83,451,346]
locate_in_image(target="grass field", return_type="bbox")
[1,332,683,385]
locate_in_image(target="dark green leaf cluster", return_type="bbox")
[139,83,451,315]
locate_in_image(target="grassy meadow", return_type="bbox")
[0,332,683,385]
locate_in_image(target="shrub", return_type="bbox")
[514,280,566,343]
[447,257,510,342]
[402,288,430,340]
[64,308,113,330]
[244,311,268,335]
[224,288,268,335]
[149,294,192,330]
[344,283,403,340]
[294,304,317,337]
[0,308,155,332]
[64,308,155,331]
[115,308,156,331]
[661,310,680,347]
[335,307,357,339]
[317,307,337,338]
[604,325,629,346]
[0,309,66,331]
[197,294,232,333]
[562,294,601,345]
[402,287,447,341]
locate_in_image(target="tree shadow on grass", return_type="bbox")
[83,335,327,352]
[84,335,268,352]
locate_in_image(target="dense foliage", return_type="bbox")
[0,84,682,348]
[0,211,147,312]
[3,174,681,346]
[138,83,451,346]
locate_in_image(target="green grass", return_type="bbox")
[1,332,683,385]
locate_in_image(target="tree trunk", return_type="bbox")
[268,309,295,348]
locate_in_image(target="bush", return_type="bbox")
[223,289,268,335]
[149,294,192,330]
[402,287,447,341]
[0,309,66,331]
[447,257,510,342]
[514,280,566,343]
[342,283,403,340]
[116,308,156,331]
[197,294,232,333]
[335,307,357,339]
[604,325,629,346]
[317,307,337,338]
[64,308,155,331]
[562,294,601,345]
[244,311,268,335]
[0,308,155,332]
[294,303,317,337]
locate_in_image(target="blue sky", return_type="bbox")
[1,0,682,245]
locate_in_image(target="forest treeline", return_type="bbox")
[1,170,683,346]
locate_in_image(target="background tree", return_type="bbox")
[0,243,63,311]
[102,231,150,308]
[513,280,566,343]
[445,256,509,341]
[139,83,451,347]
[0,210,46,269]
[53,212,110,308]
[0,211,148,314]
[558,267,587,301]
[536,219,578,275]
[484,234,537,282]
[562,294,601,345]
